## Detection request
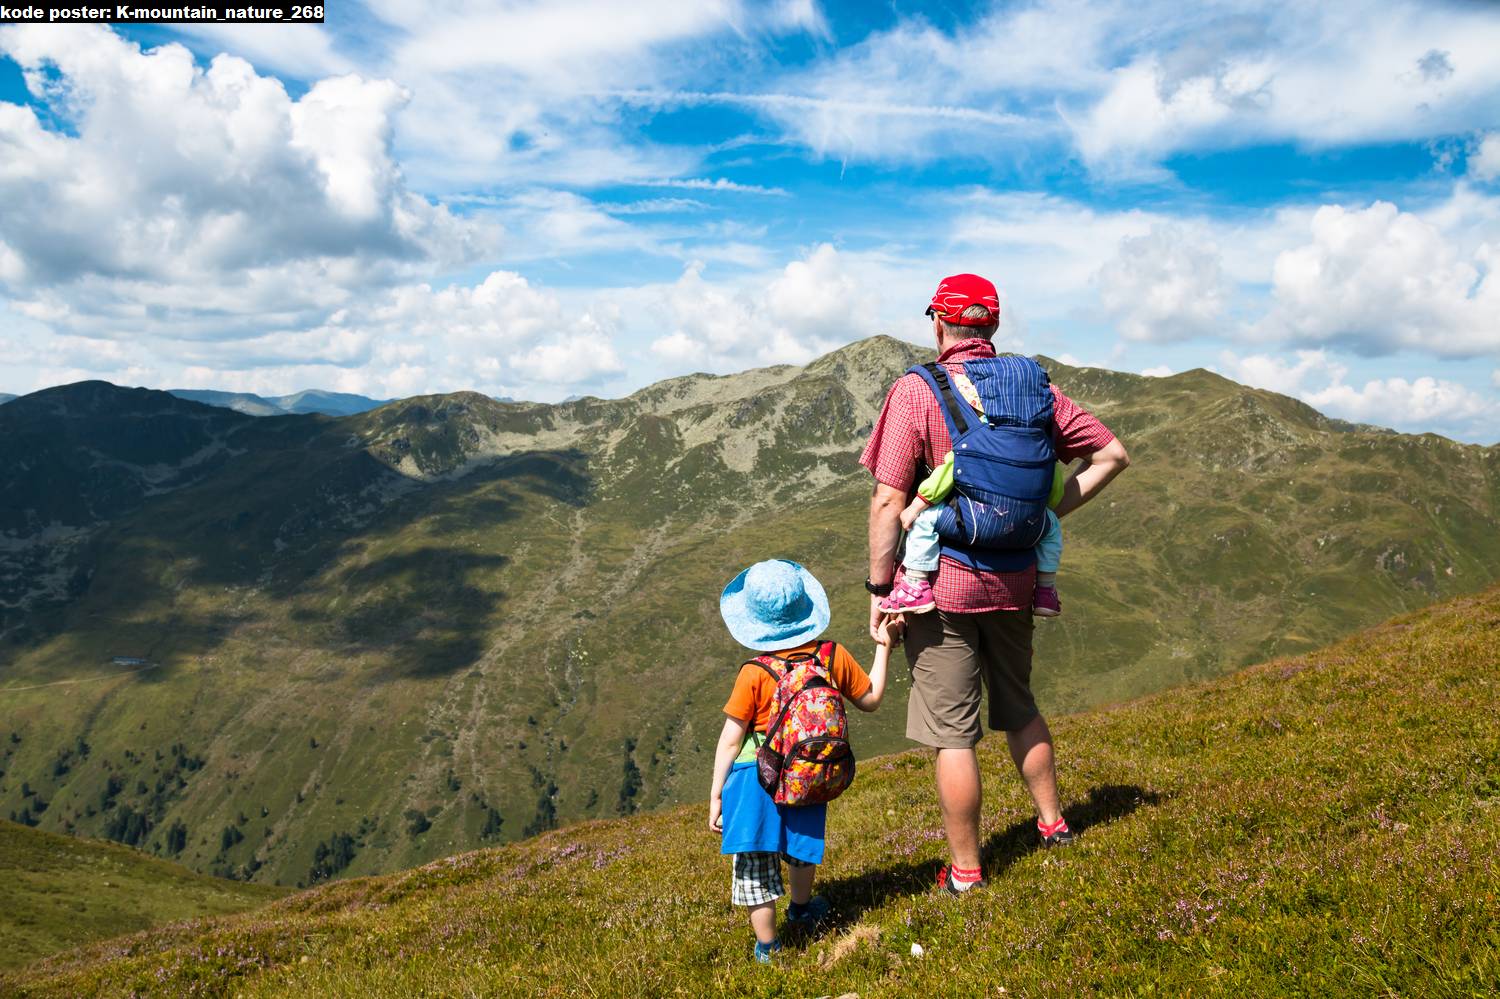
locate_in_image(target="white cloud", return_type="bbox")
[1140,365,1173,377]
[1302,376,1500,433]
[386,0,738,78]
[636,177,789,196]
[361,0,827,192]
[509,337,624,385]
[2,268,630,399]
[649,244,876,368]
[1219,349,1346,396]
[1262,201,1500,358]
[645,1,1500,176]
[1096,226,1228,342]
[765,0,832,40]
[173,23,352,79]
[0,26,491,341]
[1221,348,1500,440]
[1066,2,1500,176]
[1472,133,1500,182]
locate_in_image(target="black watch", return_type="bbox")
[864,577,894,596]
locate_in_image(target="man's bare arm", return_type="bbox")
[868,481,906,641]
[1053,437,1130,519]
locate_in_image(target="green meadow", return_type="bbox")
[6,584,1497,996]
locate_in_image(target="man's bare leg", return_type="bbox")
[1006,714,1062,825]
[935,747,983,869]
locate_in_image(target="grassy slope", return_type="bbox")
[8,586,1498,997]
[2,338,1498,888]
[0,821,287,971]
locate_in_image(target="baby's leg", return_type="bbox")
[1036,508,1063,585]
[903,504,944,580]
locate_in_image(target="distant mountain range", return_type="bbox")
[1,388,522,416]
[1,336,1496,888]
[166,389,393,417]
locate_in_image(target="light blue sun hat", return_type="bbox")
[719,559,831,652]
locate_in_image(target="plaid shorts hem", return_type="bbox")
[730,852,812,907]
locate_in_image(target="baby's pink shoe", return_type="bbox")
[880,578,936,614]
[1032,584,1062,617]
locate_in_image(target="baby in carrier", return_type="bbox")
[879,368,1067,617]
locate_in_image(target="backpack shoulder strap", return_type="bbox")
[745,656,783,685]
[742,657,783,736]
[907,363,971,438]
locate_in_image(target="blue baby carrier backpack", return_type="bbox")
[908,356,1056,573]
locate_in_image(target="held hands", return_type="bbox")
[874,614,904,648]
[708,795,723,834]
[869,594,906,647]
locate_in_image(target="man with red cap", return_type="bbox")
[859,273,1130,893]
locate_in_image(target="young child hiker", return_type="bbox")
[878,369,1069,618]
[709,559,893,963]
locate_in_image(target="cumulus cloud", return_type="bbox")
[1302,376,1500,434]
[1472,133,1500,182]
[1219,349,1347,396]
[0,28,639,399]
[1261,201,1500,358]
[0,25,492,341]
[1220,348,1500,440]
[2,268,627,399]
[1096,226,1229,342]
[1066,2,1500,176]
[1140,365,1174,377]
[650,244,873,368]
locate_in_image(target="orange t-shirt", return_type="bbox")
[722,641,872,734]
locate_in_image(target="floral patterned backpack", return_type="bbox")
[748,641,856,806]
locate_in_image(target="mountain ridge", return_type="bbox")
[1,336,1497,888]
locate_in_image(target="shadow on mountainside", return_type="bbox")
[14,446,593,681]
[812,784,1162,928]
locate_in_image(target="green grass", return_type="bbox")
[0,821,287,971]
[7,585,1498,996]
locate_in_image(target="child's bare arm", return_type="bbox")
[851,620,898,712]
[708,713,749,832]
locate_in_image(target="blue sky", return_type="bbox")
[1,1,1498,441]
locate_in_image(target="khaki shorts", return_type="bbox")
[904,609,1037,748]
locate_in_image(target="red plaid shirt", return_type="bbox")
[859,338,1116,613]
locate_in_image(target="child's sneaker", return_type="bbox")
[880,578,936,614]
[1032,584,1061,617]
[752,939,782,963]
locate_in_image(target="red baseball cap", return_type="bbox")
[925,273,1000,325]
